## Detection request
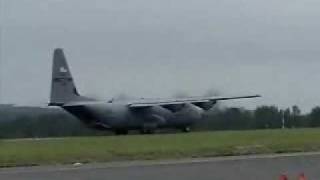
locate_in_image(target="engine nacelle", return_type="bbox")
[193,100,217,111]
[162,104,186,112]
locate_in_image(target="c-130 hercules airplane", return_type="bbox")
[49,49,260,135]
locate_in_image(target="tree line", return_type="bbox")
[197,105,317,130]
[1,104,320,138]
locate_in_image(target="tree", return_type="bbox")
[292,105,301,116]
[283,108,291,128]
[309,106,320,127]
[290,105,303,127]
[254,106,282,129]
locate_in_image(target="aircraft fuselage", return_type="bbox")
[63,102,203,133]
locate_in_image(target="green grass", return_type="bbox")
[1,128,320,167]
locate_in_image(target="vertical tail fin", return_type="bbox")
[49,48,88,106]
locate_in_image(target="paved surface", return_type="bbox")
[0,152,319,180]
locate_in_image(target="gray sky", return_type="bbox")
[1,0,320,112]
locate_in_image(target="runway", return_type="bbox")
[0,152,320,180]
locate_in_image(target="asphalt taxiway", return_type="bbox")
[0,152,319,180]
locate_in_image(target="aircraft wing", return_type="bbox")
[128,95,261,108]
[61,101,105,107]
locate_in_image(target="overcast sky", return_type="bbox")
[1,0,320,112]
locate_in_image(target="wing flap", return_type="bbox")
[128,100,210,108]
[128,95,260,109]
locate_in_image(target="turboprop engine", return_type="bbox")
[193,100,217,111]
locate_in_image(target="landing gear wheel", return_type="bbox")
[140,129,155,134]
[115,129,129,135]
[182,127,191,133]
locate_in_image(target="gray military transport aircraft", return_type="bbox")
[49,48,260,135]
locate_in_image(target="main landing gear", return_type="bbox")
[182,126,191,133]
[114,129,129,135]
[140,128,156,134]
